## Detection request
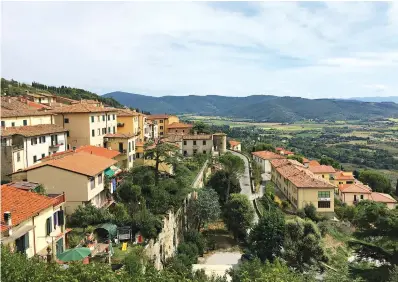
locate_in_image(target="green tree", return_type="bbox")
[218,153,245,202]
[117,181,142,204]
[249,208,285,262]
[191,121,212,134]
[229,258,309,282]
[188,188,221,231]
[320,156,340,169]
[144,141,180,184]
[251,143,275,152]
[358,170,392,193]
[68,203,111,229]
[223,194,254,241]
[283,217,328,271]
[208,170,241,204]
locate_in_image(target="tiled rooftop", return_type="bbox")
[308,165,336,174]
[167,122,193,129]
[252,150,285,160]
[1,124,67,137]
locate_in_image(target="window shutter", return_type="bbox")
[58,210,64,226]
[53,213,58,227]
[24,232,30,249]
[46,217,52,235]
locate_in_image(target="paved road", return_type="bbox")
[228,150,259,224]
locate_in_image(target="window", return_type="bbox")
[160,120,164,123]
[128,155,132,162]
[23,120,27,126]
[129,142,131,152]
[64,118,69,123]
[107,115,110,121]
[98,129,101,135]
[41,136,46,143]
[108,127,111,133]
[57,210,65,226]
[15,232,29,254]
[318,191,330,198]
[91,116,94,123]
[53,212,58,227]
[91,129,95,137]
[17,152,21,162]
[203,150,206,154]
[66,131,70,137]
[97,116,101,122]
[113,126,115,134]
[102,128,106,134]
[318,201,331,209]
[175,130,178,133]
[1,121,5,127]
[11,122,15,127]
[193,141,197,145]
[160,132,163,136]
[41,153,45,159]
[360,195,364,200]
[183,140,187,145]
[102,115,105,121]
[113,114,115,120]
[203,141,206,145]
[33,156,37,163]
[183,130,185,133]
[322,175,325,178]
[46,217,52,235]
[160,126,163,130]
[184,150,187,156]
[90,177,95,189]
[193,149,197,155]
[98,174,103,185]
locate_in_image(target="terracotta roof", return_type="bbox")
[1,124,67,137]
[147,114,171,120]
[271,159,335,188]
[229,140,241,147]
[276,147,284,151]
[339,183,372,193]
[116,109,141,117]
[283,150,294,155]
[308,165,336,174]
[370,192,397,204]
[41,150,74,161]
[1,185,58,232]
[182,134,212,140]
[104,133,135,139]
[333,171,355,180]
[21,151,117,176]
[308,160,321,166]
[1,97,52,118]
[76,145,120,159]
[302,158,310,163]
[168,122,193,129]
[252,151,285,160]
[70,99,100,104]
[48,103,117,114]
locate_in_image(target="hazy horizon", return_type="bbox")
[2,2,398,99]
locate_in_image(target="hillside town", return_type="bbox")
[1,91,397,282]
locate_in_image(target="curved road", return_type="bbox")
[228,150,259,224]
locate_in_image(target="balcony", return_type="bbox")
[117,122,125,127]
[49,141,64,148]
[48,193,65,207]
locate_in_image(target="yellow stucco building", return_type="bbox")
[271,159,335,214]
[147,114,179,137]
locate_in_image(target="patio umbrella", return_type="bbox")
[57,247,91,262]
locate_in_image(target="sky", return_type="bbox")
[2,1,398,98]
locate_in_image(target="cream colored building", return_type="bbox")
[1,184,68,258]
[147,114,179,137]
[104,133,136,169]
[18,152,116,214]
[1,97,54,128]
[163,134,213,156]
[252,151,285,173]
[1,124,68,181]
[271,159,335,214]
[50,102,117,148]
[167,122,193,135]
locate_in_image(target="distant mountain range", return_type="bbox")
[103,91,398,122]
[348,96,398,103]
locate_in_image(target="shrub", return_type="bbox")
[296,209,306,218]
[281,200,290,210]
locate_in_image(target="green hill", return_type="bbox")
[1,78,123,108]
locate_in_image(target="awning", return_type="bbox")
[1,225,35,244]
[104,168,115,177]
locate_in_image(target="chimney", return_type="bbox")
[4,211,12,236]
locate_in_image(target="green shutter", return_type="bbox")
[24,232,29,249]
[46,217,52,235]
[58,210,64,226]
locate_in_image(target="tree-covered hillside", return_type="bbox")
[104,91,398,122]
[1,78,123,108]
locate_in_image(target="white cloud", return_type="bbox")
[1,1,398,98]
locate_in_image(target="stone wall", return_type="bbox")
[144,160,209,270]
